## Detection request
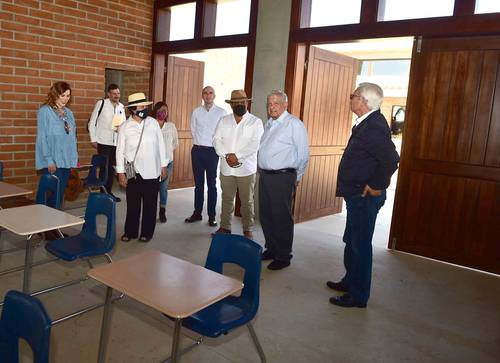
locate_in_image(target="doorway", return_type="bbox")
[296,37,413,248]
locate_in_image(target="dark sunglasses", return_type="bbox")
[350,93,361,100]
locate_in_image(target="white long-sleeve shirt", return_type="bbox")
[115,116,168,179]
[258,111,310,181]
[160,121,179,162]
[213,112,264,177]
[190,104,227,146]
[88,98,126,146]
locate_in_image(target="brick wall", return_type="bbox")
[0,0,153,190]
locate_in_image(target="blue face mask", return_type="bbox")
[135,109,148,119]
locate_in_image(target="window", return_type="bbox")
[475,0,500,14]
[156,2,196,42]
[308,0,362,27]
[360,60,411,77]
[214,0,251,36]
[378,0,455,21]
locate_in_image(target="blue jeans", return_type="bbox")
[42,167,70,209]
[341,191,386,304]
[159,162,173,208]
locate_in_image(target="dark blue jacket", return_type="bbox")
[336,110,399,197]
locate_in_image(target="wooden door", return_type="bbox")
[294,46,358,222]
[390,35,500,274]
[165,56,205,189]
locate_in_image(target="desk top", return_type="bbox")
[0,204,84,235]
[88,250,243,319]
[0,181,33,199]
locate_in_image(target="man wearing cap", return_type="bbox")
[88,84,126,202]
[185,86,227,226]
[258,90,310,270]
[213,90,264,239]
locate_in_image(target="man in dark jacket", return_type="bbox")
[328,82,399,308]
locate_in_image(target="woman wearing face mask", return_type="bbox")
[115,93,168,242]
[153,102,178,223]
[35,81,78,208]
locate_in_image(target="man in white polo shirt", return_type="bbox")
[213,89,264,239]
[185,86,227,226]
[88,83,126,201]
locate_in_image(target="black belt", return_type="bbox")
[193,144,214,149]
[259,168,296,174]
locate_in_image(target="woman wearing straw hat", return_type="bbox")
[115,93,168,242]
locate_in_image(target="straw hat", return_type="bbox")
[126,92,153,107]
[225,89,251,104]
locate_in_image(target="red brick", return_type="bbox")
[29,9,54,20]
[41,20,65,31]
[0,120,14,127]
[14,0,40,9]
[1,39,28,50]
[2,4,29,15]
[55,0,78,8]
[28,26,53,37]
[14,32,39,43]
[14,50,40,60]
[0,30,14,39]
[13,85,39,93]
[0,144,25,152]
[39,70,64,79]
[2,127,27,135]
[15,68,39,77]
[2,160,26,168]
[14,135,36,143]
[14,14,40,26]
[0,66,14,75]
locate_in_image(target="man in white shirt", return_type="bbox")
[258,90,310,270]
[185,86,227,226]
[213,90,264,239]
[88,84,126,201]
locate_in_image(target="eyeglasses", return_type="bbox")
[350,94,361,100]
[63,120,70,135]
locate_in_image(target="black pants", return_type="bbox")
[191,145,219,217]
[97,143,116,194]
[124,174,160,239]
[258,171,297,262]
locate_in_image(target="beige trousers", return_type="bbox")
[219,173,256,232]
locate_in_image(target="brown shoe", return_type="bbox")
[243,231,253,239]
[185,211,202,223]
[211,227,231,237]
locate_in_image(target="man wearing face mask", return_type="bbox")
[116,93,168,243]
[212,89,264,239]
[88,84,126,202]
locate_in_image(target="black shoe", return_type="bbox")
[208,218,217,227]
[185,212,202,223]
[108,193,121,202]
[267,259,290,270]
[261,249,274,261]
[326,280,349,293]
[159,207,167,223]
[329,294,366,308]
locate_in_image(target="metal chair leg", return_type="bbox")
[247,322,266,363]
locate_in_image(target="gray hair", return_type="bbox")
[267,90,288,103]
[357,82,383,110]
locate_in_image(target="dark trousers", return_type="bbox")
[191,145,219,218]
[97,143,116,194]
[258,171,296,262]
[124,174,160,239]
[42,168,70,209]
[341,191,386,304]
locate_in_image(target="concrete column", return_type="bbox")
[251,0,292,121]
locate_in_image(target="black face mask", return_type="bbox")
[232,104,246,117]
[135,109,148,119]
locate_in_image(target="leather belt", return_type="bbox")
[259,168,296,174]
[193,144,214,149]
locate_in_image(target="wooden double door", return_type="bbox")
[390,35,500,274]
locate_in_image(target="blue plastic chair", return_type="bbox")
[45,192,116,262]
[36,174,61,210]
[82,154,109,193]
[181,233,267,362]
[0,290,52,363]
